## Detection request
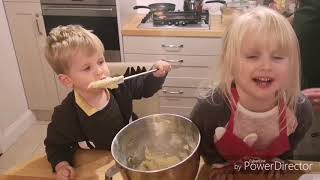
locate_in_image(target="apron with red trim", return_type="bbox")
[215,88,290,162]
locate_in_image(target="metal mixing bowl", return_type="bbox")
[111,114,201,180]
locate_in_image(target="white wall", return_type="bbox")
[0,0,36,153]
[116,0,138,62]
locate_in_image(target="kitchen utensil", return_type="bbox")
[106,114,201,180]
[133,3,176,13]
[206,0,250,10]
[123,69,157,80]
[203,0,228,15]
[206,0,249,23]
[88,69,157,89]
[184,0,204,13]
[183,0,230,13]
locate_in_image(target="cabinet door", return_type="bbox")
[160,96,197,117]
[159,106,193,118]
[4,2,59,110]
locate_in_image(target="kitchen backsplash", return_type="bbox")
[135,0,183,13]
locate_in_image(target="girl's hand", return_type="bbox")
[152,60,171,77]
[55,161,75,180]
[302,88,320,112]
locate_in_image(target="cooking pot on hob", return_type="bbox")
[133,3,176,13]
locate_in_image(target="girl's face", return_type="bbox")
[232,32,290,104]
[66,49,110,93]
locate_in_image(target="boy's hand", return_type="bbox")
[152,60,171,77]
[55,161,75,180]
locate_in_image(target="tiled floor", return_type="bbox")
[0,120,49,174]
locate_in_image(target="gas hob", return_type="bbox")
[138,11,210,30]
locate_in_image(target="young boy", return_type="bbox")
[43,25,171,180]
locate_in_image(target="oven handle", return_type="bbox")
[35,14,43,35]
[42,6,117,17]
[43,7,114,11]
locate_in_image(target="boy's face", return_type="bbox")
[62,50,110,93]
[232,31,290,103]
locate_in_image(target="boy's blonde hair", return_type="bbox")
[45,25,104,74]
[217,6,301,112]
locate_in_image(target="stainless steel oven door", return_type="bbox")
[42,4,120,62]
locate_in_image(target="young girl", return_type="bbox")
[190,6,313,178]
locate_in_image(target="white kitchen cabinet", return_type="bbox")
[123,36,222,55]
[4,1,59,110]
[123,36,222,117]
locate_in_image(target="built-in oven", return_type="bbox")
[41,0,121,62]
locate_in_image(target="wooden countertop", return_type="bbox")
[1,150,319,180]
[121,14,228,38]
[0,150,124,180]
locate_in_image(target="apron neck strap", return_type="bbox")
[229,88,287,133]
[230,88,239,110]
[278,98,287,133]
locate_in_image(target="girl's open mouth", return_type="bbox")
[253,77,274,88]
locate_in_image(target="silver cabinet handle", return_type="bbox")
[35,14,43,35]
[162,89,184,94]
[311,132,320,138]
[161,44,184,48]
[161,59,184,63]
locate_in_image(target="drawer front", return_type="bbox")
[164,77,211,88]
[160,87,199,98]
[123,36,222,56]
[125,54,219,67]
[160,106,193,118]
[124,54,220,84]
[160,97,197,107]
[169,66,209,78]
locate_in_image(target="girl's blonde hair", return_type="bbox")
[217,6,301,112]
[45,25,104,74]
